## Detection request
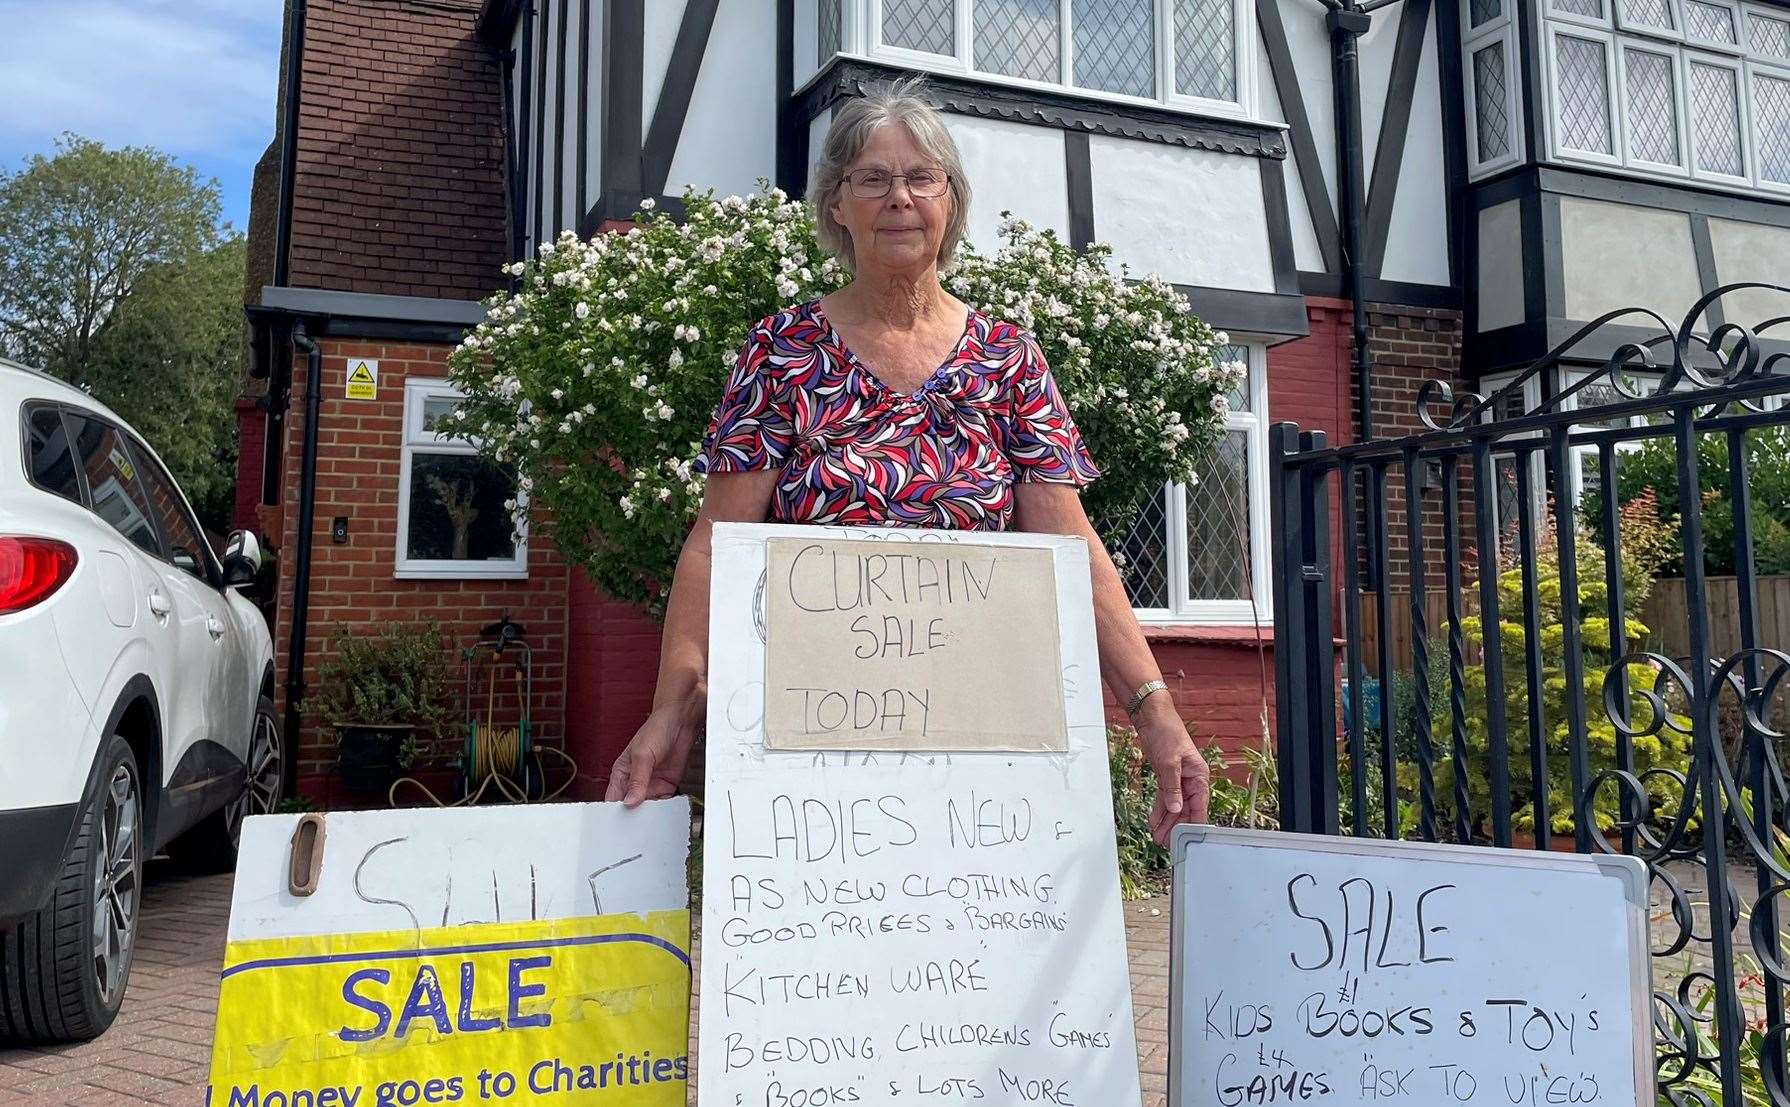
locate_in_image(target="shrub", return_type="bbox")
[444,185,1239,618]
[311,622,454,736]
[1428,495,1694,836]
[1585,424,1790,577]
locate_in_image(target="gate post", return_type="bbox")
[1270,425,1339,834]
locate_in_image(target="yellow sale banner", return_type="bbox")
[207,910,690,1107]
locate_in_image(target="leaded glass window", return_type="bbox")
[1470,0,1503,28]
[883,0,955,55]
[1474,43,1512,161]
[1751,11,1790,59]
[820,0,843,59]
[1684,0,1739,43]
[1556,34,1614,154]
[1554,0,1605,19]
[1185,431,1252,601]
[974,0,1060,82]
[1758,72,1790,184]
[1073,0,1156,97]
[1618,0,1674,31]
[1625,47,1680,164]
[1690,60,1744,175]
[1174,0,1236,101]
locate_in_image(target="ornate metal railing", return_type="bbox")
[1269,284,1790,1104]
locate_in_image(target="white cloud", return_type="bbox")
[0,0,282,160]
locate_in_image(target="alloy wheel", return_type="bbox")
[90,763,139,1007]
[227,712,282,844]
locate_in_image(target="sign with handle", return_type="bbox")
[209,800,691,1107]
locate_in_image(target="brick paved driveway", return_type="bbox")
[0,866,1178,1106]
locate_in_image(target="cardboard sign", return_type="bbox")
[210,800,691,1107]
[1168,826,1652,1107]
[763,536,1066,751]
[346,358,378,399]
[699,523,1140,1107]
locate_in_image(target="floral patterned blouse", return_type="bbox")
[694,299,1099,530]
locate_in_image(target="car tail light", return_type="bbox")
[0,536,78,615]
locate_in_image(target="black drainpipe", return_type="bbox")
[281,321,323,798]
[1328,0,1380,583]
[273,0,307,286]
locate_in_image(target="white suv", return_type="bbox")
[0,357,279,1043]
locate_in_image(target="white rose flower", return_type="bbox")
[574,301,590,319]
[668,349,684,369]
[640,197,657,211]
[656,401,675,420]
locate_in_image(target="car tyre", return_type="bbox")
[168,695,282,874]
[0,733,142,1044]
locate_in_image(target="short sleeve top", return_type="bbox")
[694,300,1099,531]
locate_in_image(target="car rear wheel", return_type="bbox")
[168,695,282,873]
[0,734,142,1043]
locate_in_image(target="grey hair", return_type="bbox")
[806,77,971,274]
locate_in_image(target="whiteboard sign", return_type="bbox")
[700,523,1140,1107]
[1169,827,1651,1107]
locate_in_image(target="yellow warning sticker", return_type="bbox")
[208,910,690,1107]
[346,359,378,400]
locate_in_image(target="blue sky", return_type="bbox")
[0,0,285,233]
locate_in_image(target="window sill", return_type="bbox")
[394,565,530,581]
[796,56,1288,160]
[1139,624,1274,646]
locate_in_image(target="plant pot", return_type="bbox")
[335,724,413,793]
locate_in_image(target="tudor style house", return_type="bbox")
[240,0,1790,802]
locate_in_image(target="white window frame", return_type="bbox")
[396,378,529,581]
[1687,49,1755,182]
[1464,0,1525,178]
[1614,0,1683,40]
[1683,0,1746,51]
[848,0,1261,124]
[1547,25,1625,164]
[1617,40,1692,173]
[1130,342,1272,627]
[1748,4,1790,61]
[1746,57,1790,193]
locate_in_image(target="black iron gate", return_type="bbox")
[1270,286,1790,1104]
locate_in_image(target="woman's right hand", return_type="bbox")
[605,699,702,807]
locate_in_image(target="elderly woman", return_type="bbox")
[605,81,1209,844]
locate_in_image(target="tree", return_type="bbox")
[85,238,248,529]
[0,135,242,529]
[0,134,224,375]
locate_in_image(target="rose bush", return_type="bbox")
[445,184,1240,618]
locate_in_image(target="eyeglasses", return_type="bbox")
[844,168,951,199]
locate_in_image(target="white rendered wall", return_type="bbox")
[1088,136,1275,292]
[944,115,1070,253]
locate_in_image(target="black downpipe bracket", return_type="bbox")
[282,322,323,799]
[1328,3,1381,585]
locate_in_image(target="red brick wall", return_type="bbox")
[1351,303,1470,590]
[233,396,266,532]
[287,0,508,299]
[272,338,569,802]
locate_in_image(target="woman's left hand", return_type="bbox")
[1134,700,1211,845]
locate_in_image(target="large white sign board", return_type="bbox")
[1169,826,1651,1107]
[700,522,1141,1107]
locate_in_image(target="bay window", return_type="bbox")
[1514,0,1790,194]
